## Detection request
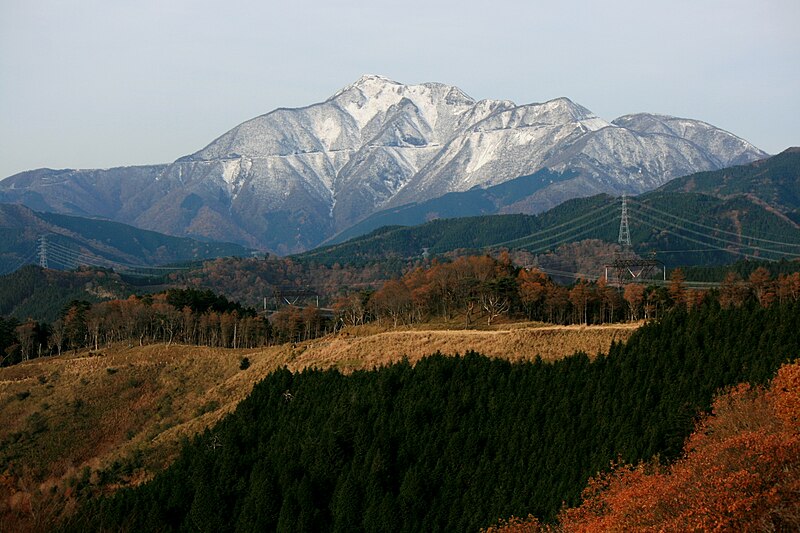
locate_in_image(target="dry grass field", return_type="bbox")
[0,321,638,530]
[289,322,638,372]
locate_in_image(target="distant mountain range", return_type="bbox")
[1,75,767,253]
[0,203,250,275]
[331,147,800,245]
[297,150,800,268]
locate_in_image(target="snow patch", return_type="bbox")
[222,159,240,185]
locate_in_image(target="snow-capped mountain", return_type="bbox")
[0,75,767,253]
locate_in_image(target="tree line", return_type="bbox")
[3,258,800,367]
[2,289,277,366]
[332,254,800,329]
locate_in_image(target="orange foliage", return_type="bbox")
[719,271,749,309]
[623,283,645,320]
[492,362,800,532]
[557,362,800,532]
[483,514,552,533]
[776,272,800,304]
[750,267,777,308]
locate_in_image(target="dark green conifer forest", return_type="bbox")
[65,301,799,532]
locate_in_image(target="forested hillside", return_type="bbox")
[296,190,800,269]
[659,147,800,216]
[0,266,130,323]
[0,203,250,275]
[65,300,800,531]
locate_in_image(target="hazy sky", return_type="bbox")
[1,0,798,179]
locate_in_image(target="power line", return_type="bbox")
[46,240,118,268]
[42,237,194,273]
[533,266,601,281]
[487,201,617,249]
[629,197,800,248]
[490,207,618,252]
[0,246,39,276]
[515,216,619,255]
[629,208,800,259]
[629,213,778,262]
[305,200,617,259]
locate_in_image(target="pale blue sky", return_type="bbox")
[1,0,797,178]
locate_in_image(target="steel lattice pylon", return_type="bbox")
[617,193,631,247]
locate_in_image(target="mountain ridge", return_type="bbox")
[328,149,800,245]
[658,147,800,216]
[1,75,768,253]
[0,202,251,275]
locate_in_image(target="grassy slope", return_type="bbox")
[0,322,637,529]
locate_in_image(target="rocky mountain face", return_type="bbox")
[0,75,768,253]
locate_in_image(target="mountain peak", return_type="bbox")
[327,75,477,131]
[337,74,401,96]
[351,73,399,87]
[537,97,597,121]
[334,75,473,104]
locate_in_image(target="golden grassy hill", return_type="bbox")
[0,321,638,530]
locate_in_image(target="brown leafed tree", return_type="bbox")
[668,268,686,309]
[719,272,749,309]
[14,320,37,362]
[569,279,593,325]
[518,268,549,320]
[776,272,800,304]
[749,266,775,307]
[623,283,645,321]
[370,279,413,327]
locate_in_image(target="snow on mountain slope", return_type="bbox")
[153,75,518,249]
[611,113,765,167]
[388,98,611,205]
[0,76,768,253]
[388,98,767,208]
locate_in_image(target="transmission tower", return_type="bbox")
[617,193,631,247]
[37,235,48,269]
[604,195,665,286]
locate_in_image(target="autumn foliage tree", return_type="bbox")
[749,266,776,307]
[517,268,548,320]
[564,363,800,531]
[622,283,645,321]
[776,272,800,304]
[668,267,687,309]
[370,279,413,327]
[719,271,750,309]
[487,361,800,533]
[568,279,593,325]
